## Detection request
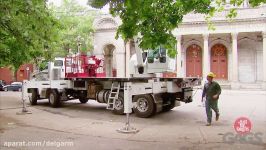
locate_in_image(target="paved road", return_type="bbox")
[0,90,266,150]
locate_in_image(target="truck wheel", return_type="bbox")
[79,98,88,103]
[49,90,61,108]
[29,89,38,105]
[133,94,155,118]
[112,93,124,115]
[79,91,88,103]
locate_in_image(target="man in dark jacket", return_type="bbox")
[202,72,221,126]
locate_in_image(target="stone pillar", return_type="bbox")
[262,32,266,90]
[203,34,210,78]
[125,41,131,77]
[176,35,182,77]
[115,52,125,77]
[181,51,185,77]
[231,32,239,89]
[225,0,231,8]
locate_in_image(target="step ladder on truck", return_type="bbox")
[22,40,201,118]
[106,82,121,110]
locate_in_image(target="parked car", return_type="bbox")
[0,82,5,91]
[3,82,22,91]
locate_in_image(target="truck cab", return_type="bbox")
[129,46,176,76]
[48,57,65,80]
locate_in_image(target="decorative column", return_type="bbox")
[203,34,210,78]
[231,32,239,89]
[125,41,131,77]
[115,52,125,77]
[262,32,266,90]
[176,35,182,77]
[225,0,231,8]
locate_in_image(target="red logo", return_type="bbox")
[234,117,252,135]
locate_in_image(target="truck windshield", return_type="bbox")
[54,60,63,67]
[151,46,166,58]
[159,47,166,57]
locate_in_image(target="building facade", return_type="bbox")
[93,5,266,89]
[0,67,13,84]
[0,64,33,84]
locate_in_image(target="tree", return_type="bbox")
[88,0,266,57]
[0,0,61,70]
[50,0,97,55]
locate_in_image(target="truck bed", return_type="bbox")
[65,77,201,82]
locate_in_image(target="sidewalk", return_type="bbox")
[193,87,266,95]
[215,89,266,95]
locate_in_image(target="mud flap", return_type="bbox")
[177,87,193,103]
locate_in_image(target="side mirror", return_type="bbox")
[159,47,166,63]
[159,56,166,63]
[138,66,144,74]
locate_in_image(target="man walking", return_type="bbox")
[202,72,221,126]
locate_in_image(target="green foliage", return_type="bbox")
[88,0,265,58]
[230,0,266,7]
[88,0,214,57]
[88,0,109,8]
[113,0,215,58]
[0,0,61,70]
[39,60,48,71]
[0,0,97,70]
[206,0,265,29]
[51,0,97,54]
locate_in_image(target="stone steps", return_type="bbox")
[217,80,231,89]
[196,80,263,90]
[239,83,262,90]
[220,84,231,89]
[216,81,263,90]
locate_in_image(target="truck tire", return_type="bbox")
[79,91,88,103]
[112,92,124,115]
[79,97,88,103]
[49,90,61,108]
[29,89,38,105]
[133,94,155,118]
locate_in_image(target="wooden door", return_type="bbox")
[186,44,202,77]
[211,44,228,79]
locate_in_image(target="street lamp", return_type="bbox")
[26,66,30,80]
[76,35,84,54]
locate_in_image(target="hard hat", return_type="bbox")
[207,72,216,78]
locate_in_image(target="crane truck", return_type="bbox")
[22,40,201,118]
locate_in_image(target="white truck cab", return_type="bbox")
[48,57,65,80]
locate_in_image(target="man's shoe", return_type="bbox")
[206,122,211,126]
[216,113,220,121]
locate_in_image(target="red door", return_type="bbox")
[186,44,202,77]
[211,44,227,79]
